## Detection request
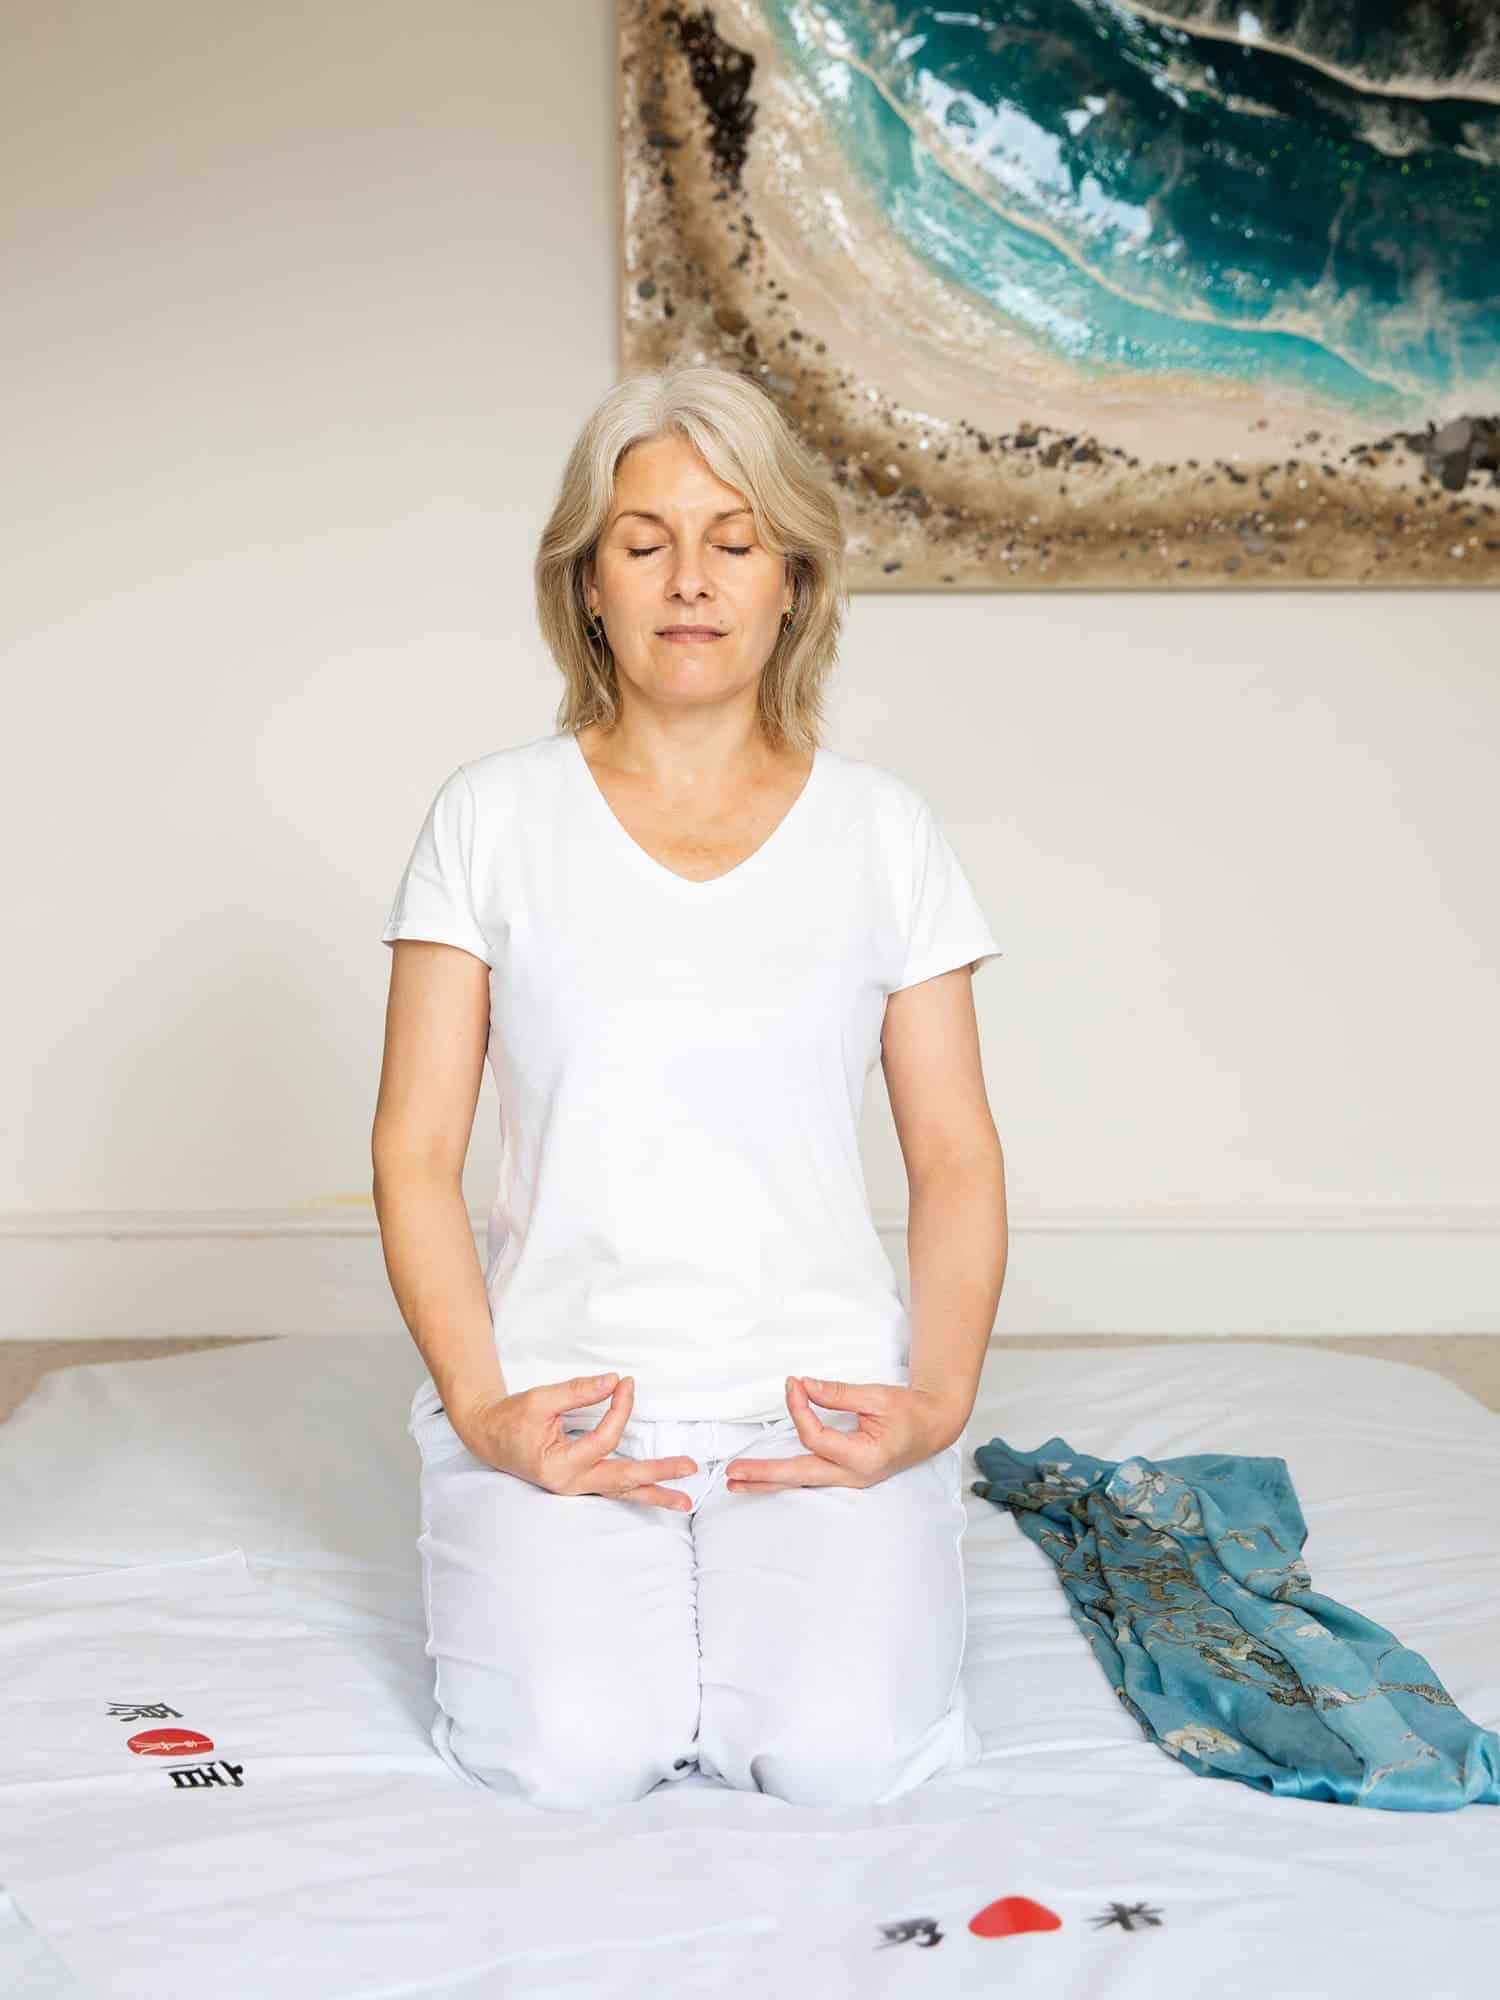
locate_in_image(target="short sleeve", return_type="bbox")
[380,764,492,966]
[893,793,1003,992]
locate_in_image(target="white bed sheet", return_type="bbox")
[0,1335,1496,1999]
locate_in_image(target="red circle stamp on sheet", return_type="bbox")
[127,1728,214,1758]
[969,1896,1062,1938]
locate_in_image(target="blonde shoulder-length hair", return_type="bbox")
[535,365,848,758]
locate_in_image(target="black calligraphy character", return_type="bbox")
[166,1760,245,1790]
[875,1916,943,1949]
[1091,1900,1163,1932]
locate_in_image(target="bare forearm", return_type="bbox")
[905,1147,1008,1447]
[372,1155,507,1422]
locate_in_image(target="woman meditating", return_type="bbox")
[372,363,1008,1811]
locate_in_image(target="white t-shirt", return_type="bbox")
[381,730,1002,1421]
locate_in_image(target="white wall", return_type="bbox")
[4,1,1497,1338]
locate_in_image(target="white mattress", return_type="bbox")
[1,1336,1496,1999]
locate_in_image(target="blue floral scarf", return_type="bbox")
[971,1436,1500,1811]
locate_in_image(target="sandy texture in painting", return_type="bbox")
[619,0,1500,589]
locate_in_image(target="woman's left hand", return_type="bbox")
[723,1376,962,1492]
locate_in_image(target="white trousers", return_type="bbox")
[408,1377,984,1811]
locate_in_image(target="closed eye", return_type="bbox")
[625,546,753,558]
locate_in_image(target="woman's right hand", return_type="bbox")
[453,1372,699,1510]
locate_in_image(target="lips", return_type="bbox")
[658,628,723,637]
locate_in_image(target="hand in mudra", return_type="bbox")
[458,1372,699,1511]
[723,1376,957,1492]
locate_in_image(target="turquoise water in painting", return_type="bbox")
[757,0,1500,422]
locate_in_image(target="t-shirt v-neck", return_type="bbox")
[382,730,1002,1421]
[564,728,824,893]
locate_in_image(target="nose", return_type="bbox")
[663,554,714,604]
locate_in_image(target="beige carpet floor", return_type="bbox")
[1,1332,1497,1428]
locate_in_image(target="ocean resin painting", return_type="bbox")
[619,0,1500,589]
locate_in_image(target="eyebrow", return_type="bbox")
[610,508,753,529]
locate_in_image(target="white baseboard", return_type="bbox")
[1,1205,1496,1338]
